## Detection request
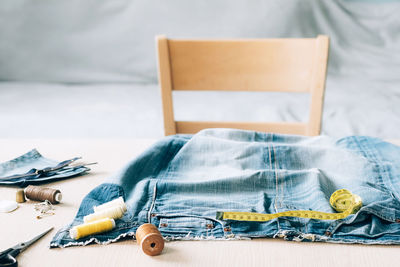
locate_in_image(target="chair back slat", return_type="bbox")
[156,35,329,136]
[168,39,316,92]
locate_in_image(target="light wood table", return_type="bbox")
[1,139,400,267]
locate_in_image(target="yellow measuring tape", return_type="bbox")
[216,189,362,222]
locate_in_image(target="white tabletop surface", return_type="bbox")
[0,139,400,267]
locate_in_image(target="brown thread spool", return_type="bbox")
[135,223,164,256]
[16,189,26,203]
[24,185,62,204]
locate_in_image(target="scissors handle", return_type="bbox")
[0,248,19,267]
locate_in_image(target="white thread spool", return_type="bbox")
[84,206,125,223]
[94,197,127,213]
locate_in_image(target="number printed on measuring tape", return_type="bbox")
[216,189,362,222]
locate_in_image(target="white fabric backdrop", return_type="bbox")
[0,0,399,138]
[1,0,399,83]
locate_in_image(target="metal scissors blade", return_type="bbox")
[12,227,53,252]
[0,228,53,267]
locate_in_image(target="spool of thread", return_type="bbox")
[84,206,125,223]
[70,218,115,240]
[16,189,26,203]
[24,185,62,204]
[94,196,127,213]
[135,223,164,256]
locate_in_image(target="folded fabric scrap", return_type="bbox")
[50,128,400,247]
[0,149,94,187]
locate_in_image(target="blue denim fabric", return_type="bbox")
[50,129,400,247]
[0,149,90,186]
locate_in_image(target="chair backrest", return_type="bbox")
[156,35,329,136]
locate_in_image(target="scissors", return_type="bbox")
[0,227,53,267]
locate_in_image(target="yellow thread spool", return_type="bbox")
[84,206,125,223]
[136,223,164,256]
[70,218,115,240]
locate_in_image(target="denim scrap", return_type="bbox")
[0,149,90,187]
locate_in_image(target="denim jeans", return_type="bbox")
[50,129,400,247]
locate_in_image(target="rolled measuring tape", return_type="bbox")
[216,189,362,222]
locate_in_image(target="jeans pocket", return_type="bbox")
[155,214,223,237]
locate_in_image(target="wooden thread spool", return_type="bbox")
[136,223,164,256]
[16,189,26,203]
[24,185,62,204]
[70,218,115,240]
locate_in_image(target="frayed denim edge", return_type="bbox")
[164,232,251,241]
[50,230,400,248]
[49,231,253,248]
[50,232,136,248]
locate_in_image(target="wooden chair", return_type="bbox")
[156,35,329,136]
